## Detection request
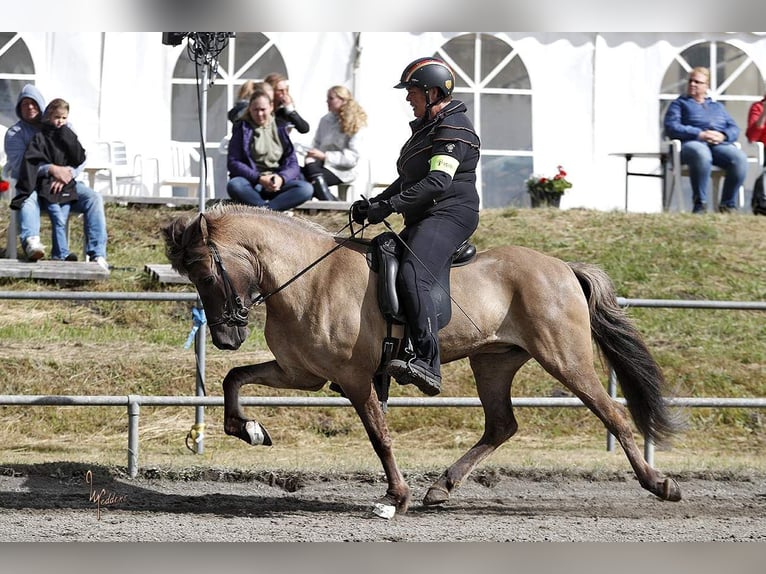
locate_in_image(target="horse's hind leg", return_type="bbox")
[571,377,681,501]
[424,351,524,506]
[540,354,681,502]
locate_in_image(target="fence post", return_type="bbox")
[606,368,617,452]
[192,298,206,454]
[127,395,140,478]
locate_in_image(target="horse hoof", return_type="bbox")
[371,495,400,519]
[661,478,682,501]
[423,485,450,506]
[372,501,396,519]
[228,420,272,446]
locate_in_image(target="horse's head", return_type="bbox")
[161,209,257,350]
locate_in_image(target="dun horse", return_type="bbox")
[162,203,682,517]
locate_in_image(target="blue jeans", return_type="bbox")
[680,141,748,207]
[226,177,313,211]
[43,200,72,259]
[19,183,108,259]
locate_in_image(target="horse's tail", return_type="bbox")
[567,261,681,447]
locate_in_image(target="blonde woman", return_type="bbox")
[303,85,368,201]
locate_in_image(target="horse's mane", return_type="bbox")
[163,203,333,275]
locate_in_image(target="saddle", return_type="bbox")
[362,231,477,409]
[365,232,477,325]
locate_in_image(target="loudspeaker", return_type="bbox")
[162,33,187,46]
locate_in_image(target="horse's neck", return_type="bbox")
[244,224,368,310]
[245,223,338,292]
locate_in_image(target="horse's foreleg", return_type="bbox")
[424,352,524,506]
[344,382,411,517]
[221,360,324,447]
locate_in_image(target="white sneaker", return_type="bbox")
[23,236,45,261]
[93,256,110,273]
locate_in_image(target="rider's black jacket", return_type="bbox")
[373,99,480,225]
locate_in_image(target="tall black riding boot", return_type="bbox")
[311,174,338,201]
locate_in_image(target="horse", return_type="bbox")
[161,203,682,518]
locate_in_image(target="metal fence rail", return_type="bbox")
[1,290,764,476]
[1,394,765,478]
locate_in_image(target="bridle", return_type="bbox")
[206,241,250,328]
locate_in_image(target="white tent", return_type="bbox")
[2,31,766,212]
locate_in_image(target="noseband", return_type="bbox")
[206,241,250,328]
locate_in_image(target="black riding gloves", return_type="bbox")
[367,200,394,224]
[350,199,369,224]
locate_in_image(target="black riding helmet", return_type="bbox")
[394,57,455,111]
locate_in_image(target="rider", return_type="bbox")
[351,57,481,396]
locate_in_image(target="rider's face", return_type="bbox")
[406,87,427,119]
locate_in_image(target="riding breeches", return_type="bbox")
[396,205,479,375]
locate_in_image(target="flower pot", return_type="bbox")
[530,192,561,208]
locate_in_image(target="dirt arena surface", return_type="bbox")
[0,463,764,542]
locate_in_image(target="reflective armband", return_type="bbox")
[429,154,459,177]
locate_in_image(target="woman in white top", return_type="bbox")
[303,85,367,201]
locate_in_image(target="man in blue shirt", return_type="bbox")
[664,66,748,213]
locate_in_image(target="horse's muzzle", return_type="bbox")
[209,324,250,350]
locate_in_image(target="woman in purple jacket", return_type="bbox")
[663,66,748,213]
[226,89,313,211]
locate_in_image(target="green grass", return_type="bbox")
[0,203,764,474]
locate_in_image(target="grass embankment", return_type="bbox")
[0,204,763,476]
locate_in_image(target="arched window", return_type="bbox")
[437,33,532,208]
[170,32,288,146]
[170,33,289,197]
[0,33,36,130]
[659,40,764,211]
[660,40,765,142]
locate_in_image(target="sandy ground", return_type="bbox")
[0,463,764,543]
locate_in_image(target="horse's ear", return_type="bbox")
[198,213,210,243]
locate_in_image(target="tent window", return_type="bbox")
[659,40,765,144]
[170,33,287,145]
[0,33,36,130]
[658,40,765,211]
[437,33,533,208]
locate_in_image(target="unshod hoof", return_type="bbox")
[423,485,450,506]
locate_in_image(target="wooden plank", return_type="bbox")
[143,263,191,284]
[294,199,351,212]
[101,195,201,207]
[0,260,109,281]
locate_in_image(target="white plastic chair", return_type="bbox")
[336,157,372,202]
[148,141,215,201]
[87,141,146,196]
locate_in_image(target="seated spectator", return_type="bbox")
[302,85,367,201]
[745,93,766,215]
[4,84,109,269]
[228,80,274,124]
[663,66,748,214]
[264,73,310,134]
[226,89,313,211]
[14,98,86,261]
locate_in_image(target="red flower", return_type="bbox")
[0,180,9,193]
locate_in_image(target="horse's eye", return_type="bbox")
[202,275,217,286]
